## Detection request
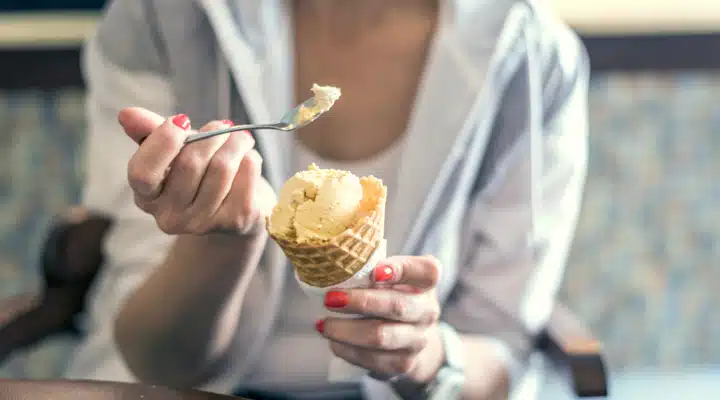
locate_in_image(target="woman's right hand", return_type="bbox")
[119,107,277,236]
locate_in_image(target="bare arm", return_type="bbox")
[108,106,276,386]
[79,0,277,386]
[115,231,267,387]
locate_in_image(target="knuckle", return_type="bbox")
[127,163,156,192]
[224,129,248,149]
[240,150,262,174]
[356,291,376,314]
[239,193,256,216]
[207,156,237,185]
[132,193,152,213]
[422,255,441,286]
[425,304,441,325]
[184,219,209,235]
[207,153,236,174]
[390,356,415,375]
[231,214,249,230]
[411,333,429,353]
[156,213,183,234]
[388,296,409,321]
[370,324,391,348]
[227,213,259,235]
[247,149,263,165]
[236,132,257,148]
[174,152,205,173]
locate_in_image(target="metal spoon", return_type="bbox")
[184,96,329,144]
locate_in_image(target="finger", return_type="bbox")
[218,148,263,234]
[158,120,232,212]
[321,318,428,352]
[127,114,192,200]
[118,107,165,144]
[371,255,440,291]
[324,289,441,324]
[186,131,255,229]
[329,341,420,378]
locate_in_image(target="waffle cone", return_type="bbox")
[268,176,386,288]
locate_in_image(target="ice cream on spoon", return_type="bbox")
[296,84,342,125]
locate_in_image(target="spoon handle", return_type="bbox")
[185,123,286,144]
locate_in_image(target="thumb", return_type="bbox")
[118,107,166,144]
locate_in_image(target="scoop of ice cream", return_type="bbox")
[311,84,341,112]
[268,163,364,243]
[296,84,342,126]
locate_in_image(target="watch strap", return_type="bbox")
[438,322,465,370]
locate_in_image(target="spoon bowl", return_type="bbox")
[185,96,328,144]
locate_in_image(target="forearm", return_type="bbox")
[115,230,267,386]
[458,335,511,400]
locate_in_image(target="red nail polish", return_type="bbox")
[374,265,394,282]
[172,114,191,130]
[222,119,234,126]
[315,319,325,334]
[324,291,348,308]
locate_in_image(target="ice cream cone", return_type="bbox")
[268,176,386,287]
[267,164,388,382]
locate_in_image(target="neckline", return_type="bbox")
[292,134,407,169]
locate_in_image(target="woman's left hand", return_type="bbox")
[317,255,446,385]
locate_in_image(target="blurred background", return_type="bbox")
[0,0,718,397]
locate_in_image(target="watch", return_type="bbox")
[423,322,466,399]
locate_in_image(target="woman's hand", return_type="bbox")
[317,255,446,389]
[120,107,276,236]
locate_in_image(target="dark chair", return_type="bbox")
[0,207,608,398]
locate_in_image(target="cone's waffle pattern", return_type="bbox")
[268,177,386,287]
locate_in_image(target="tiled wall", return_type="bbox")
[1,72,719,378]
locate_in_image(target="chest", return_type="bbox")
[291,5,438,161]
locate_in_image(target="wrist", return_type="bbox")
[203,226,267,245]
[390,325,446,398]
[414,325,446,384]
[174,228,267,264]
[395,323,467,400]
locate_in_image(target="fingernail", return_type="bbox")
[243,130,253,137]
[172,114,191,130]
[373,265,394,282]
[222,119,234,126]
[324,291,348,308]
[315,319,325,334]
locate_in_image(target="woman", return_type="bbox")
[65,0,589,399]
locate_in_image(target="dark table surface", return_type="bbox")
[0,379,249,400]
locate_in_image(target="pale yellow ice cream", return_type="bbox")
[311,84,341,112]
[268,163,364,243]
[296,84,342,126]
